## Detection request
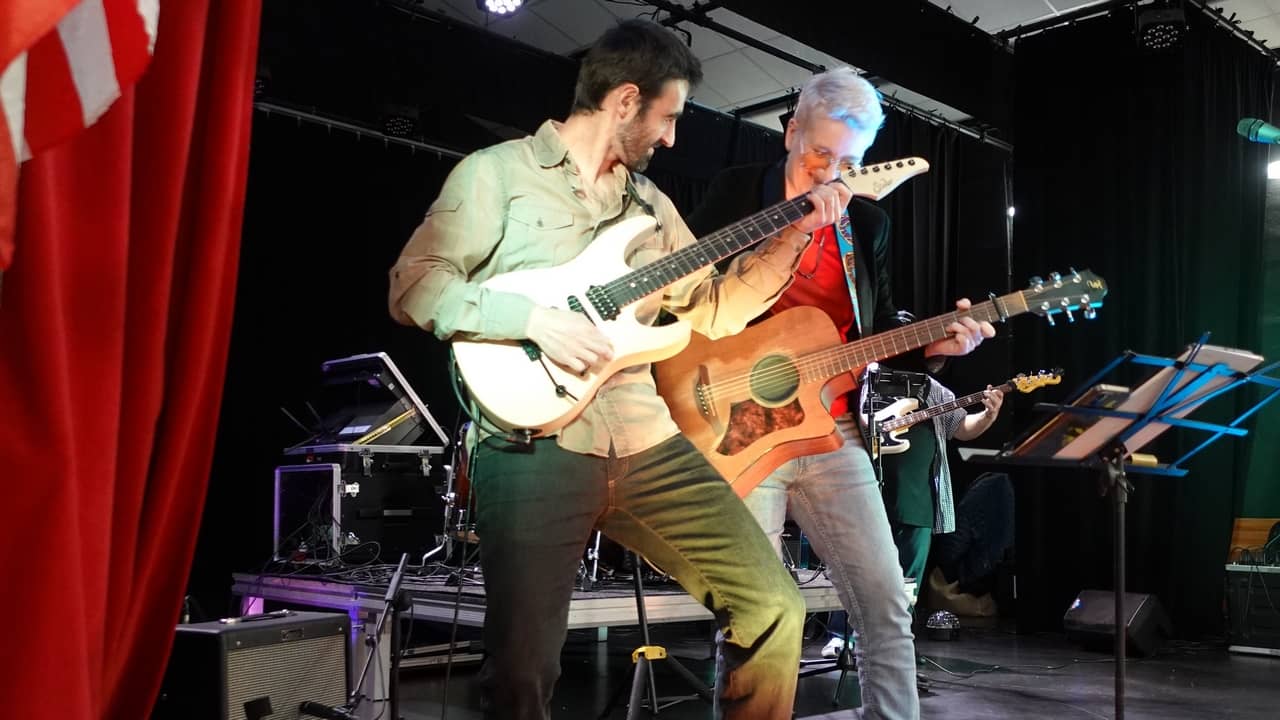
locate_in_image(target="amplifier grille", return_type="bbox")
[224,633,346,720]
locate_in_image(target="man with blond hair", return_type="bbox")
[687,67,995,719]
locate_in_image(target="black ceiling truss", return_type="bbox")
[999,0,1279,65]
[645,0,1013,152]
[644,0,829,78]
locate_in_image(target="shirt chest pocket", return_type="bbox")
[503,203,583,268]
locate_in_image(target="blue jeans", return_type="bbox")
[742,415,919,720]
[472,433,805,720]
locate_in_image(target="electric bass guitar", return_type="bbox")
[654,270,1106,496]
[869,368,1063,458]
[451,158,930,435]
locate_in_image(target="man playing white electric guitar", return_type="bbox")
[388,19,852,720]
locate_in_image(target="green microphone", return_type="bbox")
[1238,117,1280,144]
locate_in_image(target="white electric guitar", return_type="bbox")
[451,157,931,435]
[870,369,1063,458]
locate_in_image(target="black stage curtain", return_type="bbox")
[868,113,1016,497]
[192,0,1019,615]
[190,1,784,613]
[1011,6,1276,637]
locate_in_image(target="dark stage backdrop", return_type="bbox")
[1012,7,1277,636]
[189,0,1014,615]
[871,113,1018,469]
[1250,179,1280,515]
[188,1,795,613]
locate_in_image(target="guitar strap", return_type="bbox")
[624,172,660,230]
[764,162,863,337]
[832,213,863,339]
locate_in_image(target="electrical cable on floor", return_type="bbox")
[918,651,1153,680]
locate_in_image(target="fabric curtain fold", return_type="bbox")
[0,1,261,718]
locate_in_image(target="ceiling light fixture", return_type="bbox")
[477,0,524,16]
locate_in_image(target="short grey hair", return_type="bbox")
[794,66,884,132]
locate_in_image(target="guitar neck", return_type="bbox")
[600,196,813,308]
[803,292,1030,387]
[881,382,1015,432]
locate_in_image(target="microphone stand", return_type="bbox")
[300,553,411,720]
[860,363,885,486]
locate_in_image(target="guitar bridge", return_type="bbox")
[696,383,713,416]
[694,365,717,418]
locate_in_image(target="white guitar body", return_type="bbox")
[869,397,919,458]
[451,215,689,434]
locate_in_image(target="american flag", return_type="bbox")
[0,0,159,272]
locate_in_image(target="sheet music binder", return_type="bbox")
[996,337,1274,476]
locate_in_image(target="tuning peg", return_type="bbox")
[1084,307,1098,320]
[1045,313,1056,327]
[1029,275,1044,289]
[1070,267,1082,282]
[1049,271,1063,286]
[1058,298,1075,322]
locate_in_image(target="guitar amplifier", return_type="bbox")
[1226,563,1280,656]
[152,611,348,720]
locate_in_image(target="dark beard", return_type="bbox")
[619,120,655,172]
[627,148,654,173]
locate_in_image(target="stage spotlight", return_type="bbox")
[477,0,523,15]
[1137,6,1186,51]
[381,104,420,138]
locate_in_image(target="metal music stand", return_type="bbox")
[961,334,1280,720]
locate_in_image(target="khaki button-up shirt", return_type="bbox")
[390,120,810,457]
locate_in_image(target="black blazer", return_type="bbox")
[686,161,903,339]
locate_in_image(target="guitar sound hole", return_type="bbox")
[750,354,799,406]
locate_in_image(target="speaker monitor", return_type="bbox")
[1063,590,1172,657]
[153,611,349,720]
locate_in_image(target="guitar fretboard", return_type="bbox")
[599,195,813,308]
[880,382,1015,431]
[796,293,1030,384]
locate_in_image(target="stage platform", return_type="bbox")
[231,564,842,711]
[232,566,843,630]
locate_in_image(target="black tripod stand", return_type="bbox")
[598,551,713,718]
[797,623,857,707]
[300,553,411,720]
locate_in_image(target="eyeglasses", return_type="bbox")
[798,137,860,177]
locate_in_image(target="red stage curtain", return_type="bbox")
[0,1,261,718]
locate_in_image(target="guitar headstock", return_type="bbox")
[839,157,930,201]
[1009,368,1064,394]
[1023,269,1106,326]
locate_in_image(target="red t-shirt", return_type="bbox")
[768,223,859,417]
